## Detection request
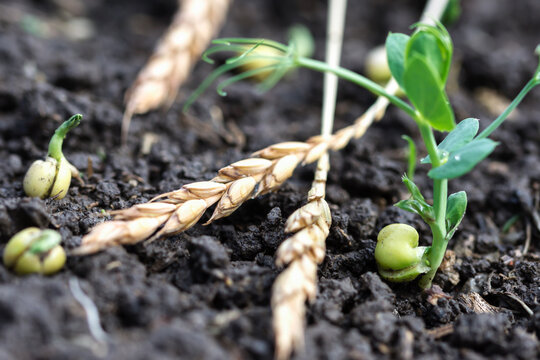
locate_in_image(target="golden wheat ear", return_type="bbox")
[75,84,395,256]
[122,0,231,144]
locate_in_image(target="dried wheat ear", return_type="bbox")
[272,152,331,360]
[122,0,231,143]
[74,95,389,255]
[270,82,396,360]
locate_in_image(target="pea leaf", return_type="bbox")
[422,118,479,164]
[403,55,455,131]
[402,135,417,179]
[446,191,467,239]
[395,175,434,223]
[428,138,498,179]
[402,175,427,205]
[395,199,435,224]
[385,33,410,89]
[407,23,453,84]
[407,32,445,82]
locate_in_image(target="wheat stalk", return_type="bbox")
[122,0,231,143]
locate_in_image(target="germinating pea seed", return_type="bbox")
[3,227,66,276]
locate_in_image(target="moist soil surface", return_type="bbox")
[0,0,539,359]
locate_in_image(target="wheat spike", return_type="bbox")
[74,90,394,255]
[271,152,331,360]
[122,0,231,143]
[271,255,317,358]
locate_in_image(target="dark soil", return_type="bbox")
[0,0,539,359]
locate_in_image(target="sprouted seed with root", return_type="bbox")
[23,114,83,200]
[3,227,66,275]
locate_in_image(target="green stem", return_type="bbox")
[419,179,448,289]
[296,57,417,118]
[47,114,82,161]
[417,49,540,287]
[417,122,448,289]
[476,78,540,139]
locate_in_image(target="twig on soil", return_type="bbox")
[122,0,231,144]
[458,292,499,314]
[426,324,454,339]
[522,220,531,256]
[69,277,109,345]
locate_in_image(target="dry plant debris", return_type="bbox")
[74,98,389,255]
[271,154,331,360]
[122,0,231,143]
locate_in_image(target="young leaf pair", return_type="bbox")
[387,22,454,131]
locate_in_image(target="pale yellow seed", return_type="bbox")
[230,158,273,175]
[284,201,321,233]
[183,181,227,198]
[254,141,311,159]
[227,177,257,204]
[157,199,207,237]
[320,200,331,227]
[206,177,256,224]
[125,216,169,242]
[113,202,177,219]
[276,228,313,267]
[272,155,300,183]
[303,142,328,164]
[257,155,300,196]
[88,221,127,241]
[177,199,207,224]
[166,27,193,49]
[146,57,175,79]
[331,127,355,150]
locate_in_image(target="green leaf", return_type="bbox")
[385,33,410,89]
[395,199,435,224]
[407,23,453,84]
[402,135,417,179]
[396,176,435,223]
[402,175,427,205]
[402,55,455,131]
[407,32,445,82]
[446,191,467,239]
[422,118,479,164]
[428,138,498,179]
[442,0,462,26]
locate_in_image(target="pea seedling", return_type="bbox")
[3,227,66,275]
[186,23,540,289]
[23,114,82,199]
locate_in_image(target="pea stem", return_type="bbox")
[295,57,417,118]
[477,79,539,139]
[477,52,540,139]
[417,121,448,289]
[47,114,82,161]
